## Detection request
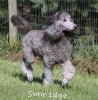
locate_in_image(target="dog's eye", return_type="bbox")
[63,19,66,21]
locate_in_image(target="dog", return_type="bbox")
[11,11,77,86]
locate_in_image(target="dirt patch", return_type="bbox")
[0,51,22,61]
[73,57,98,75]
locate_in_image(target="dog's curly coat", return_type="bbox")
[11,11,77,86]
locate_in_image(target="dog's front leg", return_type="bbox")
[61,60,76,86]
[42,66,54,85]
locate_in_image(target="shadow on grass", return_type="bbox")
[54,80,72,89]
[12,72,28,82]
[12,72,42,83]
[54,80,61,85]
[12,72,72,89]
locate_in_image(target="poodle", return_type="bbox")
[11,11,77,86]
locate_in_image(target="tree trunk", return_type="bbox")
[8,0,17,48]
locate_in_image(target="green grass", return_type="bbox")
[0,60,98,100]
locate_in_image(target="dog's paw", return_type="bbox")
[28,77,33,82]
[42,74,54,85]
[43,79,54,85]
[61,79,68,86]
[27,73,33,82]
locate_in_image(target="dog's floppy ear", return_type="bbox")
[52,12,61,22]
[45,24,64,41]
[53,10,70,22]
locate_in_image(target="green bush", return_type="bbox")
[0,34,22,58]
[71,34,98,60]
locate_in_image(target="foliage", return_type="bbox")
[0,9,8,18]
[71,34,98,60]
[30,0,58,13]
[0,35,22,60]
[16,0,98,34]
[0,0,98,34]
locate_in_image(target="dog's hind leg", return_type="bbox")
[21,38,35,82]
[42,66,54,85]
[21,57,34,82]
[61,60,76,86]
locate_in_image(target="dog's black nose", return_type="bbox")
[74,25,77,30]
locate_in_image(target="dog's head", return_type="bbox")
[53,11,77,32]
[45,11,78,41]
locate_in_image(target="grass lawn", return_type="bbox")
[0,60,98,100]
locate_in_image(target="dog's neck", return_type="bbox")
[43,31,69,45]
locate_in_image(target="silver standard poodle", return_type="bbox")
[11,11,77,86]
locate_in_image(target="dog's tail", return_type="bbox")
[11,15,33,33]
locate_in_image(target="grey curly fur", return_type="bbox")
[12,11,77,86]
[11,15,33,33]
